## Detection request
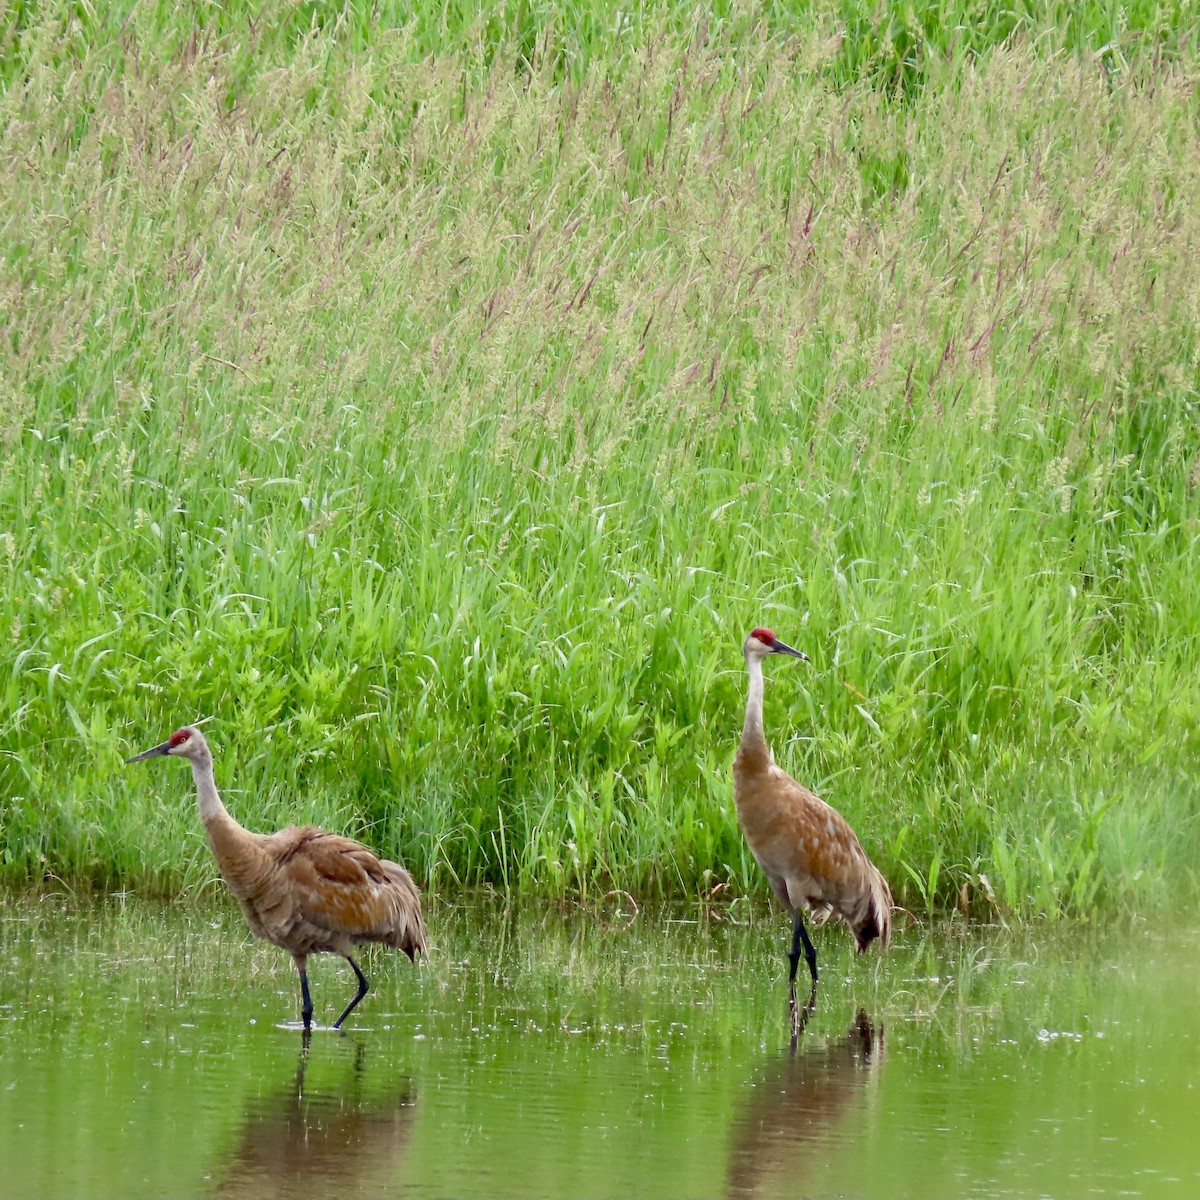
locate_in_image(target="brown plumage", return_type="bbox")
[126,726,426,1030]
[733,628,891,1010]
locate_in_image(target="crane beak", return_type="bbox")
[772,641,809,661]
[125,740,172,764]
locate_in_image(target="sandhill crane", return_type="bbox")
[733,629,891,1013]
[125,726,426,1031]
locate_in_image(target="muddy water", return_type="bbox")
[0,895,1196,1198]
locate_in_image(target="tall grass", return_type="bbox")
[2,2,1198,916]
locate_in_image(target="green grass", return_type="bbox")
[2,2,1199,917]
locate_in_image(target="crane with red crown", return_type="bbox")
[733,628,892,1017]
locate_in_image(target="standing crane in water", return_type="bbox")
[733,629,891,1014]
[126,726,426,1031]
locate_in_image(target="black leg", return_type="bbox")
[788,908,819,990]
[332,955,370,1030]
[298,964,314,1031]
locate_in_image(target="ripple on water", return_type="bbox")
[0,899,1198,1199]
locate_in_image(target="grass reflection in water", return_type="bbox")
[0,894,1197,1199]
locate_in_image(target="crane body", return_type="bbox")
[733,628,891,1009]
[126,726,426,1030]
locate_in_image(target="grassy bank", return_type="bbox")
[2,2,1198,916]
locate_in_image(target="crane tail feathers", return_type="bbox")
[853,866,893,953]
[378,859,429,960]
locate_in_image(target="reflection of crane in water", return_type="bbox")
[725,1008,884,1199]
[126,726,427,1030]
[733,629,892,1019]
[212,1041,417,1200]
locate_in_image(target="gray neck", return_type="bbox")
[741,653,769,757]
[189,753,227,824]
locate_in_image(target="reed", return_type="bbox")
[2,1,1197,916]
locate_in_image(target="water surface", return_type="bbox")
[1,894,1196,1197]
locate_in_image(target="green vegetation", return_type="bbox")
[2,1,1198,916]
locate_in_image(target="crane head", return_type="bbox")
[125,726,209,764]
[745,627,809,662]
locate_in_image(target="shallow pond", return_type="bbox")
[0,893,1197,1198]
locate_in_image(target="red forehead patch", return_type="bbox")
[169,729,191,746]
[750,627,776,644]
